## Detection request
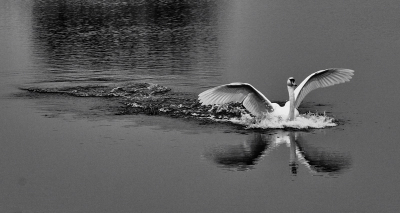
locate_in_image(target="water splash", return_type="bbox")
[215,112,337,129]
[20,83,339,129]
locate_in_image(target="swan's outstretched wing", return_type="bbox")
[294,68,354,108]
[198,83,274,116]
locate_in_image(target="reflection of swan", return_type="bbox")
[203,134,270,171]
[198,68,354,120]
[204,130,351,175]
[295,136,351,175]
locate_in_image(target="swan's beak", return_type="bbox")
[287,77,297,87]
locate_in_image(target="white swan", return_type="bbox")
[198,68,354,120]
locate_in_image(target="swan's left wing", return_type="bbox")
[198,83,274,116]
[294,68,354,108]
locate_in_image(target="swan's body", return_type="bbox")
[198,68,354,120]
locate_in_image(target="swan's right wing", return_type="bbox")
[198,83,274,116]
[294,68,354,108]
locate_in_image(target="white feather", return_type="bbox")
[294,69,354,108]
[198,83,274,116]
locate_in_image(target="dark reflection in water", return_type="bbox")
[204,130,351,176]
[203,133,270,171]
[31,0,223,86]
[295,134,351,175]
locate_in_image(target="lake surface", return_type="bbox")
[1,0,400,212]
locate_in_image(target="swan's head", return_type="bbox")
[287,77,297,87]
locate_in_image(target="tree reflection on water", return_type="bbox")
[31,0,224,87]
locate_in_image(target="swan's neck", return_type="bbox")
[287,86,295,121]
[289,132,298,175]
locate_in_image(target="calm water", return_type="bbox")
[1,0,400,212]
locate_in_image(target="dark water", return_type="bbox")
[1,0,400,212]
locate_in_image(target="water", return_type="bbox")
[1,0,400,212]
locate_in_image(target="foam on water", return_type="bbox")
[216,112,337,129]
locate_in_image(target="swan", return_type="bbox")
[198,68,354,120]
